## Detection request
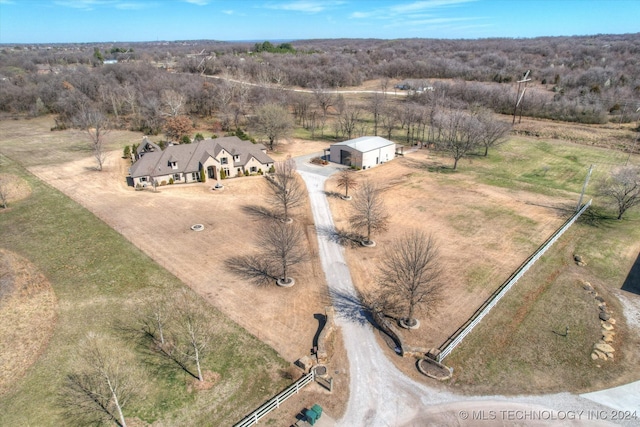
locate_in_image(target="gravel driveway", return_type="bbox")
[296,155,639,427]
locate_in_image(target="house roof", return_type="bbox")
[129,136,273,178]
[331,136,395,153]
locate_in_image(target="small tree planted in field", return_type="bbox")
[227,219,307,287]
[74,107,110,171]
[60,333,139,427]
[336,169,358,200]
[266,156,305,222]
[350,180,389,246]
[597,165,640,220]
[376,231,443,329]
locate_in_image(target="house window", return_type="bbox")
[140,177,147,182]
[250,166,257,173]
[221,157,228,165]
[173,174,180,181]
[234,155,240,162]
[192,173,198,181]
[170,161,177,169]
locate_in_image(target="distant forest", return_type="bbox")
[1,34,639,138]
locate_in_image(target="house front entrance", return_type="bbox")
[207,166,217,180]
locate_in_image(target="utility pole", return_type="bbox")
[576,164,594,212]
[626,107,640,166]
[513,70,531,125]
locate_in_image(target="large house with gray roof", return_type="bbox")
[129,136,274,187]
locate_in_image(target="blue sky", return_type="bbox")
[0,0,638,44]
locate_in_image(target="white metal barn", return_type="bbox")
[329,136,396,169]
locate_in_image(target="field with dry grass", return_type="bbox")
[1,108,639,425]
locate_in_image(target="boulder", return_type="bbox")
[609,318,616,325]
[601,322,614,331]
[599,311,611,321]
[582,282,594,291]
[593,349,608,360]
[602,333,615,343]
[591,352,599,360]
[594,343,615,354]
[595,296,605,303]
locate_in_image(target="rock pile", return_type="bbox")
[583,281,617,362]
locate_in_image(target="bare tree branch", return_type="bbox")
[265,156,306,222]
[376,230,443,328]
[349,180,389,245]
[60,333,138,427]
[597,165,640,220]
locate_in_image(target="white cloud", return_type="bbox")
[265,1,344,14]
[183,0,209,5]
[53,0,154,11]
[351,0,476,20]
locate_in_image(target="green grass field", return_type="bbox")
[0,155,290,426]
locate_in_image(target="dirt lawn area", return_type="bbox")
[325,148,573,351]
[25,131,571,368]
[28,143,331,364]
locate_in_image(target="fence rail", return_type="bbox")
[436,200,592,362]
[233,371,315,427]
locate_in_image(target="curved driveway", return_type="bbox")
[295,153,639,426]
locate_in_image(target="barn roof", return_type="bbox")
[331,136,395,153]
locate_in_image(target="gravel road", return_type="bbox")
[296,155,639,427]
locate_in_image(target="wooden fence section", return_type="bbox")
[234,371,315,427]
[436,200,592,363]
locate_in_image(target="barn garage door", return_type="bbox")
[340,149,352,166]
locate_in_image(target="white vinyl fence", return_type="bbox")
[234,371,315,427]
[436,200,592,362]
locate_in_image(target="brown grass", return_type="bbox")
[0,249,57,395]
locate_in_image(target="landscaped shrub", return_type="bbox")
[200,167,206,182]
[160,180,167,186]
[194,133,204,141]
[181,135,192,144]
[123,145,131,159]
[169,177,174,185]
[244,170,250,176]
[268,165,276,174]
[220,169,227,179]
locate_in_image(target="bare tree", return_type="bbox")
[368,93,385,136]
[138,296,171,347]
[432,109,481,170]
[350,180,389,245]
[260,220,307,286]
[161,89,185,117]
[266,156,305,222]
[252,103,294,150]
[60,333,138,427]
[337,104,362,140]
[173,297,210,382]
[597,165,640,220]
[376,231,443,328]
[475,109,511,156]
[336,169,358,200]
[227,219,307,287]
[74,107,110,171]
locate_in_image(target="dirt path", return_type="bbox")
[297,160,639,427]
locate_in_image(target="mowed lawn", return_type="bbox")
[0,153,290,425]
